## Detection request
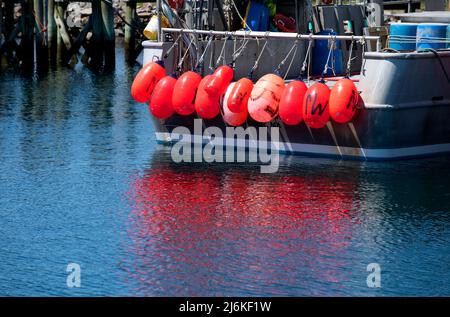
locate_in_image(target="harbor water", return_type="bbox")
[1,47,450,296]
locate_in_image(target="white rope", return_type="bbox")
[275,39,299,75]
[249,34,270,75]
[301,37,313,74]
[346,39,357,77]
[283,45,298,80]
[177,37,194,70]
[216,37,228,66]
[163,34,182,59]
[322,37,337,77]
[195,35,214,69]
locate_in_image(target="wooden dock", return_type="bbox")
[0,0,153,71]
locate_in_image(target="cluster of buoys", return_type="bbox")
[131,61,361,128]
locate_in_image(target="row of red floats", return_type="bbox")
[131,61,361,129]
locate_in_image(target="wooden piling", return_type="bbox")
[90,0,104,68]
[33,0,48,69]
[101,0,115,69]
[47,0,57,65]
[54,1,71,64]
[124,0,136,63]
[20,0,35,70]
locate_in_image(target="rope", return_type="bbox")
[176,37,194,72]
[346,39,357,77]
[215,36,229,66]
[163,33,182,59]
[231,30,251,62]
[300,36,313,81]
[417,48,450,84]
[322,36,337,78]
[195,34,214,69]
[231,0,252,31]
[32,10,47,46]
[248,33,270,77]
[275,38,298,74]
[283,45,298,80]
[208,36,215,71]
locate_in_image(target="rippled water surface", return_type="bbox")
[1,49,450,296]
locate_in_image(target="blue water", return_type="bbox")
[1,49,450,296]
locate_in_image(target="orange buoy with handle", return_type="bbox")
[195,75,221,119]
[227,78,253,113]
[248,74,285,123]
[204,65,234,97]
[279,80,308,125]
[303,82,330,129]
[329,78,359,123]
[149,75,176,119]
[222,82,248,126]
[172,71,202,116]
[131,61,166,103]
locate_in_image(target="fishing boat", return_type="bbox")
[134,0,450,160]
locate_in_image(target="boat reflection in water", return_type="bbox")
[123,148,365,296]
[123,148,450,296]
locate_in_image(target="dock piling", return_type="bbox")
[124,0,136,63]
[101,0,115,69]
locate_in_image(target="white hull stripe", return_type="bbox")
[155,132,450,160]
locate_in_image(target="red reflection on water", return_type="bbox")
[123,161,359,295]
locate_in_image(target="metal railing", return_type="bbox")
[161,28,382,50]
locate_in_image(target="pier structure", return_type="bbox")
[0,0,152,70]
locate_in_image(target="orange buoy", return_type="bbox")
[248,74,285,123]
[227,78,253,113]
[195,75,221,119]
[279,80,308,125]
[329,78,359,123]
[172,71,202,116]
[149,75,176,119]
[222,82,248,126]
[303,82,330,129]
[131,61,166,103]
[204,65,234,97]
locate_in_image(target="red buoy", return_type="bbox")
[149,75,176,119]
[227,78,253,113]
[131,61,166,103]
[204,65,234,97]
[303,82,330,129]
[222,82,248,126]
[195,75,220,119]
[172,71,202,116]
[248,74,285,123]
[279,80,308,125]
[329,78,359,123]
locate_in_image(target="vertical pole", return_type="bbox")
[47,0,57,65]
[55,1,66,64]
[125,0,136,63]
[157,0,162,42]
[101,0,115,70]
[21,0,35,70]
[33,0,47,69]
[91,0,104,68]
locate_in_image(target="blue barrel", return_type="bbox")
[447,25,450,49]
[416,23,448,50]
[312,30,343,77]
[389,23,418,51]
